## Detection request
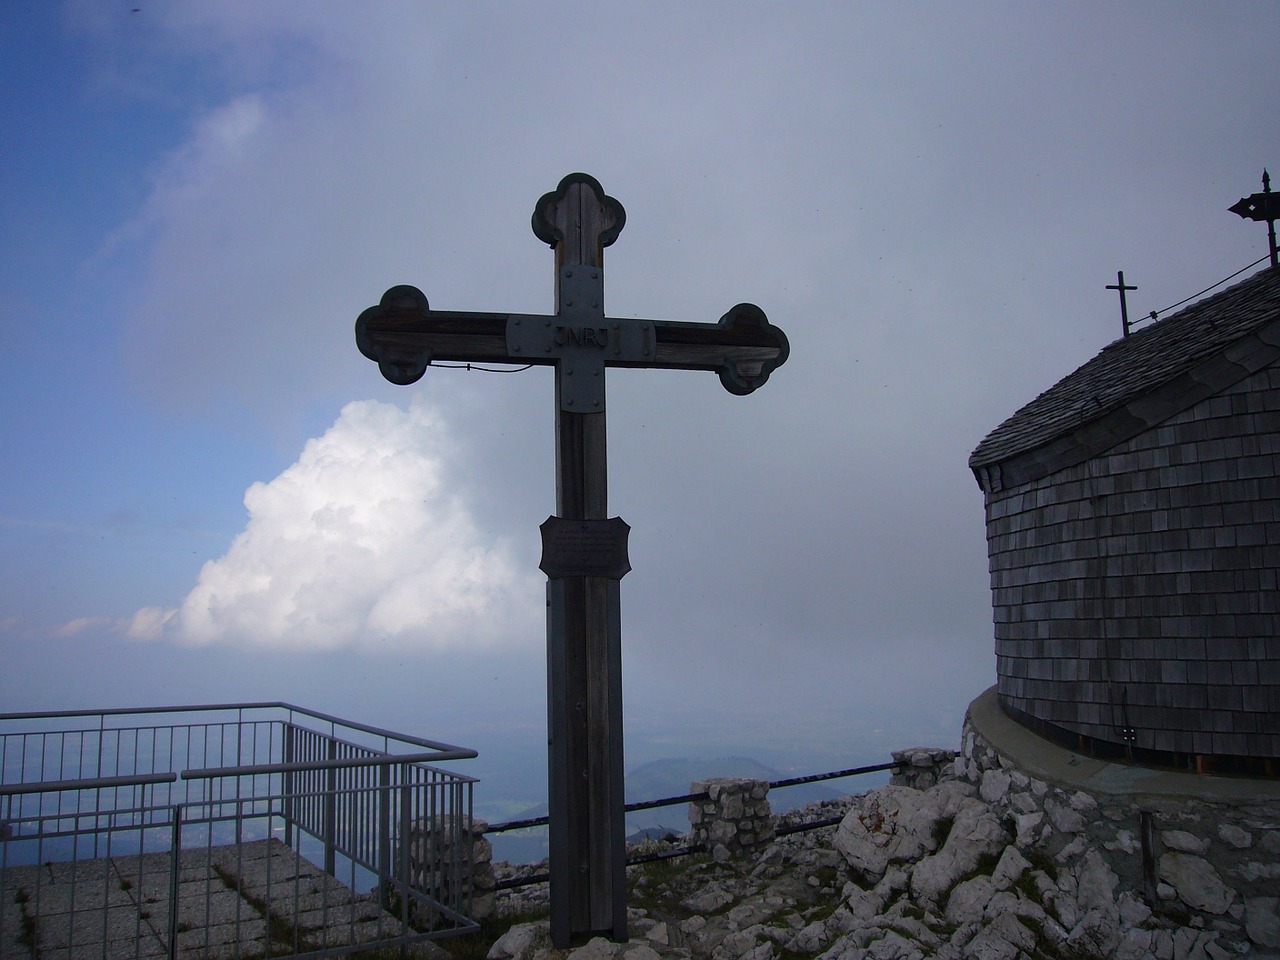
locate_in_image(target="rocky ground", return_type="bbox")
[476,756,1280,960]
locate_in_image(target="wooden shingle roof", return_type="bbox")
[970,267,1280,493]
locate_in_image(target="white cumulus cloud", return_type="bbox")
[133,399,540,652]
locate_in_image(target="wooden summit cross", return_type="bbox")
[354,174,788,946]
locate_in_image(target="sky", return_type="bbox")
[1,3,1276,816]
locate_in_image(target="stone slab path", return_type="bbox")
[1,838,429,959]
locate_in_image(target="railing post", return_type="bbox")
[167,804,181,960]
[324,737,337,877]
[378,761,392,908]
[464,779,474,920]
[456,779,471,920]
[399,768,412,934]
[282,722,295,848]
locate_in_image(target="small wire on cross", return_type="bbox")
[1106,270,1137,338]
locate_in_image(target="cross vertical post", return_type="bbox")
[539,176,628,945]
[352,172,789,950]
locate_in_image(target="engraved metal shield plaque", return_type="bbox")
[539,516,632,580]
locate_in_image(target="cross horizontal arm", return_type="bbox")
[355,286,511,383]
[644,306,789,395]
[356,285,789,395]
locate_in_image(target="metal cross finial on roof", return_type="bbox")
[1106,270,1138,338]
[1229,168,1279,269]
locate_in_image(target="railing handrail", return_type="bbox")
[277,704,473,755]
[0,771,178,797]
[0,702,285,723]
[769,760,902,789]
[0,702,473,758]
[485,759,904,833]
[181,750,479,780]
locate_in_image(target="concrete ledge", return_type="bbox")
[966,686,1280,803]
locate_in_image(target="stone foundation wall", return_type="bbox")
[956,714,1280,953]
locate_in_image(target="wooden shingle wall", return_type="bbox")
[987,363,1280,759]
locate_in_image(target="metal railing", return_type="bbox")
[0,703,479,959]
[489,759,903,889]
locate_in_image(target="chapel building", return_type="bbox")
[970,265,1280,775]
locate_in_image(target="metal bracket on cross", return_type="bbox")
[506,268,655,410]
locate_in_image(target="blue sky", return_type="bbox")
[1,3,1275,813]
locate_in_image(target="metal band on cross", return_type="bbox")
[354,174,788,947]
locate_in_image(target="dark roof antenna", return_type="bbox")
[1229,169,1279,269]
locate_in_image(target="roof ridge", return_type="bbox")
[970,267,1280,491]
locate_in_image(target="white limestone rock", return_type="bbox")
[862,930,925,960]
[1074,849,1120,916]
[643,921,684,948]
[1066,907,1122,957]
[788,920,830,954]
[1105,829,1140,854]
[720,926,764,958]
[488,922,551,960]
[1005,792,1038,815]
[928,779,979,819]
[1114,928,1156,960]
[1012,811,1043,848]
[1245,896,1280,948]
[880,912,941,951]
[1170,928,1221,960]
[978,768,1011,804]
[990,845,1030,890]
[738,943,774,960]
[1119,890,1153,928]
[989,890,1049,927]
[909,799,1009,905]
[1237,859,1280,883]
[833,786,943,881]
[1054,836,1088,863]
[1163,830,1211,855]
[566,938,620,960]
[1068,791,1098,812]
[1044,798,1087,834]
[1217,824,1253,849]
[944,875,997,926]
[961,913,1035,960]
[682,880,735,915]
[1159,853,1234,915]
